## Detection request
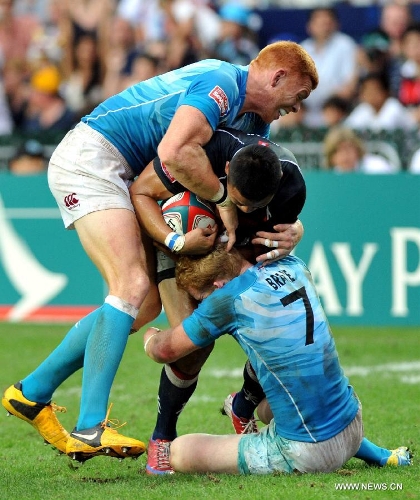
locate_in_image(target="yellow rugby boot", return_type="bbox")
[67,404,146,463]
[2,382,69,453]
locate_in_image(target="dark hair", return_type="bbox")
[307,7,338,23]
[359,71,390,93]
[322,95,351,114]
[402,21,420,39]
[228,144,282,202]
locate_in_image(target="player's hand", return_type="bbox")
[252,220,304,264]
[216,203,238,251]
[182,225,218,254]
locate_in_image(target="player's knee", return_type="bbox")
[125,272,151,308]
[256,398,273,424]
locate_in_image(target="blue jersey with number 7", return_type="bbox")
[182,255,359,443]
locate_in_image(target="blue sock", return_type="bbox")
[76,297,137,430]
[21,308,101,403]
[355,438,391,466]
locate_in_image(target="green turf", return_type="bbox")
[0,322,418,500]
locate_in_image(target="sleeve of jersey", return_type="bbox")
[153,157,186,194]
[181,71,240,130]
[276,164,306,222]
[181,291,235,347]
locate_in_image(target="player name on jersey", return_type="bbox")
[265,269,296,290]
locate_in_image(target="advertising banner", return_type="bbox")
[0,172,419,324]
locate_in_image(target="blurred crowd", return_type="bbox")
[3,0,420,173]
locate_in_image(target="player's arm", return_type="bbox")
[144,325,199,363]
[130,161,174,243]
[158,105,237,250]
[129,161,217,254]
[158,106,218,198]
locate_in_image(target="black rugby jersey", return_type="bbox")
[153,127,306,245]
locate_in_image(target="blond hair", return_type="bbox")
[251,41,319,90]
[323,127,365,169]
[176,245,243,293]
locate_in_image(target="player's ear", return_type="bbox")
[225,161,230,175]
[272,69,286,87]
[213,279,227,289]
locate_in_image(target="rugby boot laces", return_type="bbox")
[67,403,146,463]
[146,438,175,475]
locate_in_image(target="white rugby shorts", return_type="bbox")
[238,407,363,475]
[48,122,135,229]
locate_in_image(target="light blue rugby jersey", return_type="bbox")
[82,60,269,175]
[182,255,359,443]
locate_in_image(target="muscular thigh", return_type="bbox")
[75,208,152,305]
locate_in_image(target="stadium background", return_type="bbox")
[0,3,419,326]
[255,3,420,47]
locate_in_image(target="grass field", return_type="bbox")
[0,322,418,500]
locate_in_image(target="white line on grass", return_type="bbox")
[208,361,420,384]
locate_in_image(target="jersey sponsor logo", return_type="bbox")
[64,193,80,210]
[161,161,176,183]
[209,86,229,117]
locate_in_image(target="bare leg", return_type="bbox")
[170,434,242,474]
[256,398,273,424]
[73,209,151,429]
[132,235,162,332]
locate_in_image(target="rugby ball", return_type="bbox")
[161,192,216,234]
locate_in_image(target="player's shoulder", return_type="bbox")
[213,127,248,146]
[267,137,299,166]
[214,127,271,147]
[163,59,242,92]
[187,59,242,82]
[174,58,233,73]
[274,143,303,181]
[258,255,306,272]
[213,128,301,171]
[211,268,257,303]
